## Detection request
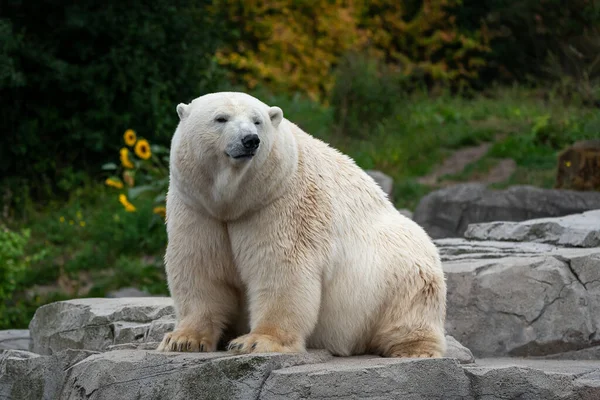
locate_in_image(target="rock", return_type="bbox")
[366,170,393,200]
[29,297,174,354]
[445,335,475,364]
[261,356,600,400]
[2,349,599,399]
[0,330,31,351]
[61,350,332,400]
[536,345,600,360]
[397,208,413,219]
[465,358,600,400]
[465,209,600,247]
[106,287,152,298]
[413,183,600,238]
[261,357,472,399]
[440,239,600,357]
[0,349,98,399]
[555,139,600,191]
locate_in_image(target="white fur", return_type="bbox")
[158,92,446,357]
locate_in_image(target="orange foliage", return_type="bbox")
[215,0,489,99]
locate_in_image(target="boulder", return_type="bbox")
[0,330,31,351]
[438,238,600,357]
[397,208,413,219]
[365,170,393,200]
[465,209,600,248]
[106,287,152,298]
[29,297,174,354]
[3,349,598,400]
[0,349,99,399]
[413,183,600,238]
[60,350,331,400]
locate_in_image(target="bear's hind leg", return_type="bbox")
[371,267,447,358]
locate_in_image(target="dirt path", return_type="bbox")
[417,142,516,187]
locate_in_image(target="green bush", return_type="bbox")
[0,1,230,200]
[330,53,404,138]
[0,226,43,328]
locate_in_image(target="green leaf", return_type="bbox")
[102,163,118,170]
[128,185,157,199]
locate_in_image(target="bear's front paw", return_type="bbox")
[227,333,304,354]
[156,329,214,352]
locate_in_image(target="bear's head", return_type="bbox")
[174,92,283,167]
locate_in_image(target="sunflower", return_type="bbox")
[124,129,137,146]
[134,139,152,160]
[153,206,167,218]
[105,177,124,189]
[119,194,137,212]
[120,148,134,169]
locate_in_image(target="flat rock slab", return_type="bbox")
[413,183,600,238]
[2,350,599,400]
[29,297,174,354]
[440,241,600,358]
[465,209,600,247]
[0,330,31,351]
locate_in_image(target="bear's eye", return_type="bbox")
[254,120,261,125]
[215,117,228,123]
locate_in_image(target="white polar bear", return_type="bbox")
[157,92,447,357]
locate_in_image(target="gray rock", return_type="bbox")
[397,208,413,219]
[465,209,600,247]
[61,350,332,400]
[442,242,600,357]
[261,357,472,400]
[445,335,475,364]
[465,358,600,400]
[261,356,600,400]
[536,345,600,360]
[145,314,176,342]
[106,287,152,298]
[413,183,600,238]
[366,170,393,200]
[0,349,98,400]
[2,348,599,400]
[0,330,31,351]
[29,297,174,354]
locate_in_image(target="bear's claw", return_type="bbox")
[156,329,213,352]
[227,333,302,354]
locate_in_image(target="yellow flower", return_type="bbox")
[120,148,134,169]
[124,129,137,146]
[59,216,65,223]
[119,194,136,212]
[565,161,572,167]
[79,221,86,227]
[105,177,124,189]
[153,206,167,218]
[134,139,152,160]
[69,220,74,225]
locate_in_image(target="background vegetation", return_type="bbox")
[1,0,599,329]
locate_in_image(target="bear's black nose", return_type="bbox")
[241,134,260,150]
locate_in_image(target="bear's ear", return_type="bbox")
[268,106,283,128]
[176,103,190,120]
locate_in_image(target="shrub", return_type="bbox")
[330,53,402,138]
[0,226,44,328]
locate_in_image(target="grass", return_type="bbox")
[4,85,599,328]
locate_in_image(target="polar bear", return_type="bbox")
[157,92,447,357]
